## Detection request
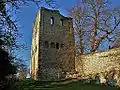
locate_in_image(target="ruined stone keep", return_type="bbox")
[30,7,75,80]
[30,7,120,86]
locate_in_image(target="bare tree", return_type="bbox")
[68,0,120,53]
[68,1,91,54]
[68,5,84,54]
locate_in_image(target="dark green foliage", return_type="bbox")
[0,48,16,80]
[0,39,17,89]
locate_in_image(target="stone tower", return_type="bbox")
[30,7,75,80]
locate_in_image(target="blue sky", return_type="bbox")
[17,0,120,67]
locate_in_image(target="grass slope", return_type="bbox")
[10,79,119,90]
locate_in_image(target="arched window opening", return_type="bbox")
[50,17,54,25]
[60,19,63,26]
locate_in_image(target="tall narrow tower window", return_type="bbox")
[60,19,63,26]
[50,17,54,25]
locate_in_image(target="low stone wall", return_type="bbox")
[75,47,120,76]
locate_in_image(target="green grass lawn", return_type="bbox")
[10,79,120,90]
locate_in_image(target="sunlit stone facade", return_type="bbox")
[75,47,120,86]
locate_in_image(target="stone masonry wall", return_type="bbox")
[75,47,120,76]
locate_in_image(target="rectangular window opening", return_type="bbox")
[56,43,59,49]
[44,41,49,48]
[51,42,55,48]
